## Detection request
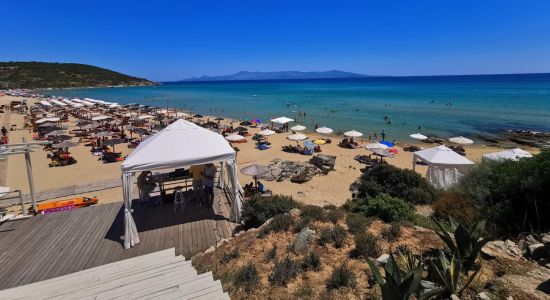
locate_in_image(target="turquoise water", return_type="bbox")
[47,74,550,141]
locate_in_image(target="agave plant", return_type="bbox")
[433,218,487,270]
[423,250,479,298]
[367,247,423,300]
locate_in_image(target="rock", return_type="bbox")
[309,154,336,174]
[291,227,316,254]
[528,243,547,260]
[289,208,301,218]
[450,294,460,300]
[420,280,436,290]
[541,234,550,245]
[204,245,216,254]
[477,292,493,300]
[375,254,390,266]
[496,265,550,298]
[481,240,522,260]
[263,159,322,183]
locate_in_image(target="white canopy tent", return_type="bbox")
[482,148,532,161]
[413,145,475,189]
[120,119,243,249]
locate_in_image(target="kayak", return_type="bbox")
[35,196,99,213]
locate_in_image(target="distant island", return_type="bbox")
[179,70,368,82]
[0,62,155,89]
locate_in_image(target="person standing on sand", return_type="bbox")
[1,126,7,137]
[190,165,205,202]
[381,130,386,141]
[202,163,217,205]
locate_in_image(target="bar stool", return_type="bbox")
[174,190,185,212]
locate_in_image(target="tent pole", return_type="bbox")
[22,137,38,213]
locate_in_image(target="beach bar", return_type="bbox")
[120,119,243,249]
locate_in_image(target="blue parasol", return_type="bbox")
[380,140,395,147]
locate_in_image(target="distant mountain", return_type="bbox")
[180,70,368,82]
[0,61,156,89]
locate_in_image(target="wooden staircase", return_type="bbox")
[0,248,229,299]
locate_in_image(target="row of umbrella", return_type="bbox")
[409,133,474,145]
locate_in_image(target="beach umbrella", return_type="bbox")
[313,139,326,145]
[365,142,389,150]
[258,129,275,136]
[103,138,125,152]
[82,123,99,130]
[290,125,306,131]
[252,119,262,124]
[52,135,73,142]
[344,130,363,137]
[45,130,68,137]
[215,117,224,121]
[369,147,395,158]
[38,122,59,128]
[240,164,270,186]
[287,133,307,141]
[94,131,113,137]
[225,134,245,142]
[380,140,395,147]
[316,127,333,134]
[449,136,474,145]
[91,115,112,121]
[271,116,294,124]
[240,120,253,126]
[410,133,428,140]
[193,114,204,118]
[304,140,315,148]
[132,127,149,135]
[52,140,79,149]
[75,119,91,126]
[234,126,248,133]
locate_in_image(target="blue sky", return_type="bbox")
[1,0,549,81]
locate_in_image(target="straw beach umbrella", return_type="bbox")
[365,142,389,150]
[103,138,125,152]
[290,125,306,131]
[241,164,270,186]
[449,136,473,145]
[344,130,363,137]
[225,134,245,142]
[316,127,333,134]
[52,140,79,149]
[287,133,307,141]
[258,129,275,136]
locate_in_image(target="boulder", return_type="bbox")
[264,159,322,183]
[541,234,550,245]
[291,227,316,254]
[375,254,390,266]
[289,208,301,218]
[476,292,493,300]
[481,240,522,260]
[309,154,336,174]
[528,243,548,260]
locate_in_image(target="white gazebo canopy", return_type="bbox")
[413,145,475,189]
[120,119,243,249]
[482,148,533,162]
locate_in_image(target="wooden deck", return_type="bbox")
[0,188,237,290]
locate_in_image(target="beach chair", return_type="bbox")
[174,190,185,212]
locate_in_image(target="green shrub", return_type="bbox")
[319,228,334,246]
[326,263,356,290]
[302,251,321,271]
[381,223,401,242]
[269,256,301,286]
[454,150,550,237]
[363,193,414,223]
[220,248,240,264]
[233,263,260,292]
[264,245,277,263]
[332,225,347,248]
[354,232,381,258]
[346,213,370,234]
[270,214,293,232]
[241,195,301,229]
[327,209,345,224]
[352,163,436,204]
[300,205,327,223]
[295,284,314,297]
[323,204,338,210]
[433,191,480,225]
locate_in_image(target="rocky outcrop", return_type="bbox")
[291,227,316,254]
[309,154,336,174]
[261,159,323,183]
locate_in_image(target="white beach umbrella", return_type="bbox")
[271,116,294,124]
[344,130,363,137]
[290,125,306,131]
[138,114,155,120]
[91,115,112,121]
[225,134,245,142]
[287,133,307,141]
[258,129,276,136]
[410,133,428,140]
[316,127,333,134]
[449,136,474,145]
[369,148,395,158]
[365,142,389,150]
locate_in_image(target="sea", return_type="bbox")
[46,73,550,142]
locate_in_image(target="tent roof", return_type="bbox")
[121,119,235,172]
[414,145,474,165]
[482,148,533,161]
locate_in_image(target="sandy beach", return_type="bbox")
[0,94,539,208]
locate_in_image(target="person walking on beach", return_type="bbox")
[381,130,386,141]
[202,163,217,205]
[1,126,7,137]
[190,164,205,202]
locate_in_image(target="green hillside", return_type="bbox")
[0,62,155,89]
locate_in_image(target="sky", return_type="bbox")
[1,0,550,81]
